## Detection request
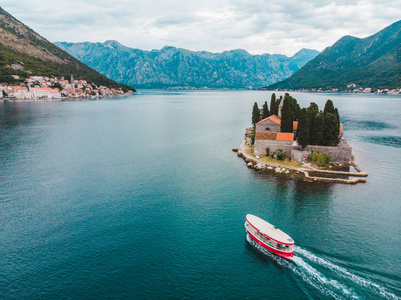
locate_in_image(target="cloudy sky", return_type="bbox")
[2,0,400,56]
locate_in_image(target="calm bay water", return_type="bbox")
[0,90,400,299]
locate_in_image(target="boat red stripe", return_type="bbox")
[247,230,294,258]
[246,217,294,245]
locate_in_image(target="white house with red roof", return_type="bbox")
[30,87,61,99]
[8,86,32,99]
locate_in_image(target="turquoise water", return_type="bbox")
[0,91,400,299]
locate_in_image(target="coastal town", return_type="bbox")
[0,73,134,100]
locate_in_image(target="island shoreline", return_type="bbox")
[235,140,367,184]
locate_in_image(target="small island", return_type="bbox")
[235,93,368,184]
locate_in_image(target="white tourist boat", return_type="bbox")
[245,214,294,258]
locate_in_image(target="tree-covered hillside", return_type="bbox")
[267,20,401,90]
[0,7,134,92]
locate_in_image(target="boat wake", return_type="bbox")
[246,234,400,299]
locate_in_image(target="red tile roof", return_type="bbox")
[293,121,298,131]
[10,86,28,91]
[255,132,277,140]
[276,132,294,141]
[255,131,294,141]
[256,114,281,125]
[339,123,344,134]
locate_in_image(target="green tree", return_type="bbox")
[307,102,319,144]
[252,102,261,127]
[284,93,300,121]
[261,101,269,119]
[275,96,282,115]
[292,101,301,121]
[51,82,63,90]
[334,107,339,120]
[280,97,293,132]
[311,113,324,145]
[322,113,340,146]
[297,108,309,148]
[270,93,276,116]
[323,99,335,116]
[334,107,340,131]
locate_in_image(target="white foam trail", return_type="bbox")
[292,256,360,299]
[246,234,347,299]
[294,246,400,300]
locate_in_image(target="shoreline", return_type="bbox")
[235,140,368,184]
[0,92,135,102]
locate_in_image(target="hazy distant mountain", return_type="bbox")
[55,41,319,89]
[0,7,132,91]
[267,20,401,90]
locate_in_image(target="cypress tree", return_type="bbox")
[323,99,335,116]
[270,93,276,116]
[275,96,282,115]
[297,108,309,148]
[280,97,293,132]
[293,101,301,121]
[283,94,297,119]
[334,107,340,131]
[311,113,324,145]
[307,102,319,144]
[322,113,340,146]
[261,101,269,119]
[252,102,261,127]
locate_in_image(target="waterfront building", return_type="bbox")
[30,87,61,99]
[8,86,32,99]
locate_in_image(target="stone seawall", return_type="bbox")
[237,140,367,184]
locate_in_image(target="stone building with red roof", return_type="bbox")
[253,114,297,156]
[251,114,350,162]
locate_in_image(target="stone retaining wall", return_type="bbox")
[305,139,352,163]
[254,140,294,156]
[291,150,309,162]
[253,138,352,163]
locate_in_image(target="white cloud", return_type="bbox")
[1,0,400,56]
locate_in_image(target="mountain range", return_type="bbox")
[55,41,319,89]
[267,20,401,90]
[0,7,132,91]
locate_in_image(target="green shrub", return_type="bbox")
[317,153,331,167]
[266,147,270,156]
[275,149,287,161]
[309,150,320,162]
[308,150,332,167]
